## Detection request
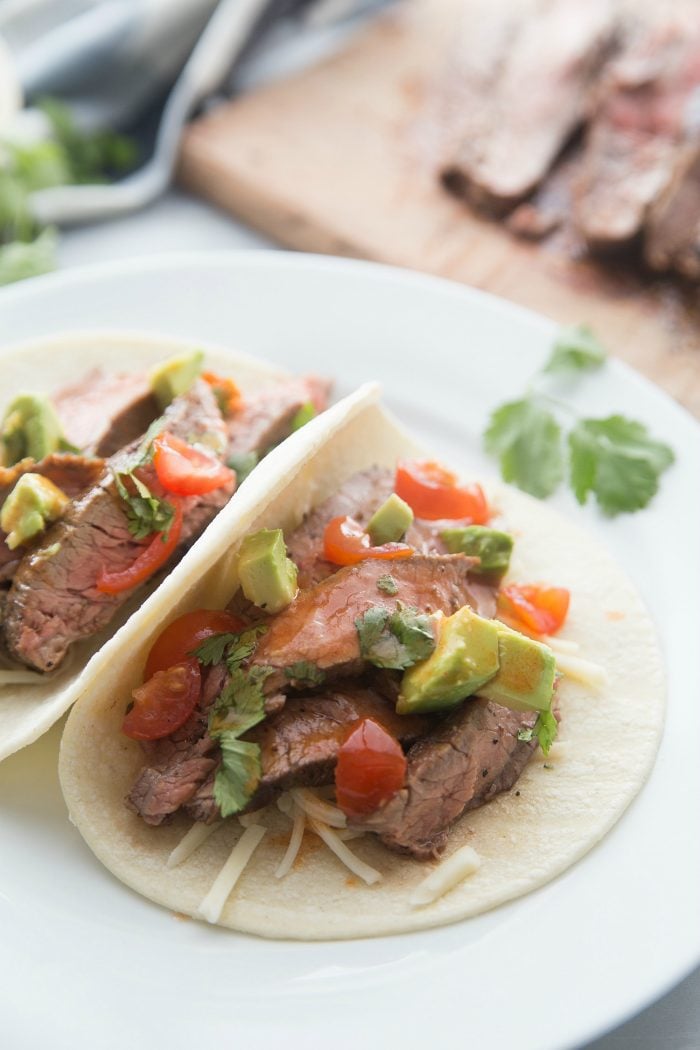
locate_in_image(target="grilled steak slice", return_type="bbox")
[4,381,233,672]
[53,368,159,457]
[227,376,331,460]
[184,685,431,823]
[573,14,700,250]
[0,454,105,583]
[645,142,700,278]
[251,554,479,691]
[442,0,616,214]
[355,699,538,859]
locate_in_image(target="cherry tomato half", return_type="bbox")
[395,460,489,522]
[323,515,414,567]
[144,608,246,679]
[153,431,236,496]
[122,657,201,741]
[97,499,183,595]
[335,718,407,818]
[202,371,244,416]
[498,583,570,637]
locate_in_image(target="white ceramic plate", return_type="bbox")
[0,252,698,1050]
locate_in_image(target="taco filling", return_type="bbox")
[0,351,329,675]
[123,459,570,901]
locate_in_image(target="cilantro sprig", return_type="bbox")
[517,709,558,755]
[483,324,674,515]
[112,470,175,541]
[356,603,435,670]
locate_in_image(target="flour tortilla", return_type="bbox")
[59,400,665,939]
[0,329,346,762]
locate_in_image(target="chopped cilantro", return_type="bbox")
[377,574,399,596]
[227,450,258,484]
[355,604,435,670]
[208,653,270,816]
[112,470,175,540]
[483,398,564,499]
[291,401,317,431]
[213,734,262,818]
[542,324,606,376]
[192,625,266,669]
[568,416,674,515]
[517,708,558,755]
[284,661,326,687]
[209,666,268,736]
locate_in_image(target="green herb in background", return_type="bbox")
[483,324,675,515]
[0,99,137,286]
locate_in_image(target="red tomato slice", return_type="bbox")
[335,718,407,818]
[122,657,201,740]
[323,515,414,567]
[498,583,570,637]
[202,371,243,416]
[153,431,236,496]
[144,608,246,679]
[395,460,489,522]
[97,499,183,595]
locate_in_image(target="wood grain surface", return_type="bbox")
[179,0,700,417]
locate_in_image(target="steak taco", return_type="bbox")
[0,330,331,760]
[59,391,665,939]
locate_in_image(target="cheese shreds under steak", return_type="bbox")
[291,788,347,828]
[309,817,382,885]
[275,803,306,879]
[554,651,607,690]
[410,845,482,907]
[166,820,222,869]
[196,824,267,924]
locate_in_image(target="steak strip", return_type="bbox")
[354,698,538,859]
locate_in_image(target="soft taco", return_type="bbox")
[0,330,331,761]
[59,388,665,939]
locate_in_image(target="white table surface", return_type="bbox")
[57,189,700,1050]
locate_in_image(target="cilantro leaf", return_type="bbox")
[569,415,674,515]
[285,661,326,687]
[484,397,564,499]
[356,604,435,670]
[213,734,262,818]
[377,574,398,596]
[227,451,258,484]
[192,626,266,670]
[209,667,268,736]
[192,632,240,667]
[112,470,175,540]
[542,325,607,376]
[517,709,558,755]
[0,229,57,286]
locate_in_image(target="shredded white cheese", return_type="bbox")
[276,793,293,817]
[275,802,306,879]
[309,817,381,885]
[196,824,266,924]
[554,651,608,690]
[335,828,366,842]
[543,635,580,655]
[291,787,347,828]
[410,845,482,907]
[166,820,222,869]
[239,807,268,828]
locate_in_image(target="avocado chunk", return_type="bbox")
[398,605,501,714]
[238,528,298,613]
[478,623,555,714]
[1,394,64,466]
[367,493,414,545]
[441,525,513,575]
[291,401,317,432]
[1,472,69,549]
[149,350,204,410]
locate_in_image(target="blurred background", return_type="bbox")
[0,2,698,1046]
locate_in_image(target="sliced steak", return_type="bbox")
[355,698,538,859]
[227,376,331,460]
[573,14,700,250]
[184,684,431,823]
[441,0,617,214]
[0,454,105,583]
[645,141,700,278]
[251,554,479,692]
[4,381,233,672]
[53,368,159,457]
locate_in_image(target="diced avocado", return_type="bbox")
[0,472,69,549]
[367,493,414,545]
[1,393,64,466]
[291,402,317,432]
[441,525,513,575]
[149,350,204,410]
[478,623,555,714]
[397,606,501,714]
[238,528,298,613]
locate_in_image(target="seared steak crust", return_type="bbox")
[4,381,232,672]
[355,699,538,859]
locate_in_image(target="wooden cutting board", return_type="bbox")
[179,0,700,417]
